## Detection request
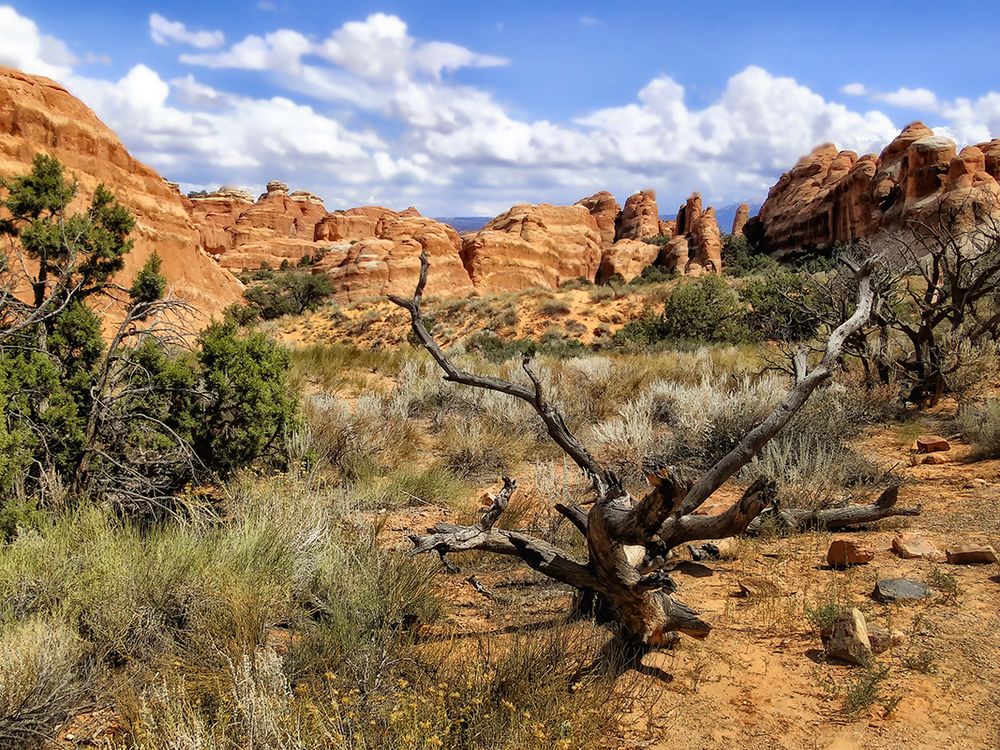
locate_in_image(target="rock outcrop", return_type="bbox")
[188,180,328,269]
[596,239,659,283]
[691,206,723,273]
[314,214,472,303]
[461,204,603,292]
[0,66,241,324]
[616,190,660,241]
[757,122,1000,250]
[658,193,723,276]
[575,191,620,249]
[731,203,750,235]
[313,206,409,243]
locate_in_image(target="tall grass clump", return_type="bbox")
[0,619,89,749]
[128,625,628,750]
[956,398,1000,459]
[0,477,447,746]
[304,392,419,478]
[742,380,901,508]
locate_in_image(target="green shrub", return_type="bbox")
[194,319,297,476]
[661,276,749,343]
[643,234,672,247]
[742,270,820,342]
[628,264,676,286]
[612,276,749,348]
[243,268,334,319]
[0,157,297,508]
[721,233,779,277]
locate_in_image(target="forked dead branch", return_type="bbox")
[389,252,921,650]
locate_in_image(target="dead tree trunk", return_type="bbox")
[389,252,919,649]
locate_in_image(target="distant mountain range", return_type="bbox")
[435,202,761,236]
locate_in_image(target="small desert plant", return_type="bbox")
[588,285,615,303]
[902,648,938,675]
[128,626,626,750]
[925,566,961,605]
[842,665,892,715]
[438,421,529,480]
[0,618,89,748]
[304,392,418,478]
[956,398,1000,459]
[351,465,469,510]
[537,298,572,316]
[805,602,843,632]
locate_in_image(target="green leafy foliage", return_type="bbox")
[129,252,166,308]
[742,270,821,342]
[721,233,779,277]
[194,319,296,475]
[242,268,334,319]
[659,275,750,343]
[1,156,134,307]
[0,156,296,509]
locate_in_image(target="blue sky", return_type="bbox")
[4,1,1000,215]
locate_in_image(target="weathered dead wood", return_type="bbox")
[391,250,886,648]
[388,268,614,497]
[410,478,600,591]
[673,256,877,519]
[656,477,774,550]
[745,485,921,534]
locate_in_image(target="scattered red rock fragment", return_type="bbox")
[946,545,998,564]
[827,539,875,568]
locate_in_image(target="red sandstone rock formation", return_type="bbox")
[188,180,329,270]
[461,204,603,292]
[758,122,1000,250]
[681,193,703,236]
[731,203,750,235]
[0,66,241,324]
[596,239,659,283]
[691,207,723,273]
[616,190,660,241]
[313,206,406,243]
[314,214,472,303]
[575,191,620,249]
[663,236,690,274]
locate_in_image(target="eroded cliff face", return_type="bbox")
[460,204,604,292]
[757,122,1000,250]
[315,214,473,303]
[187,181,330,270]
[0,66,242,324]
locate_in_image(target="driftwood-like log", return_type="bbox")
[391,251,889,648]
[745,486,921,534]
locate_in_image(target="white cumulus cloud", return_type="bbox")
[149,13,224,50]
[5,4,1000,216]
[0,5,76,78]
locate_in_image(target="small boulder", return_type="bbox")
[827,539,875,568]
[892,532,939,560]
[915,434,950,453]
[946,545,998,564]
[823,608,872,666]
[867,625,906,655]
[873,578,930,603]
[922,453,949,465]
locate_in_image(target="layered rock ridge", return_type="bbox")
[757,121,1000,250]
[0,66,241,323]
